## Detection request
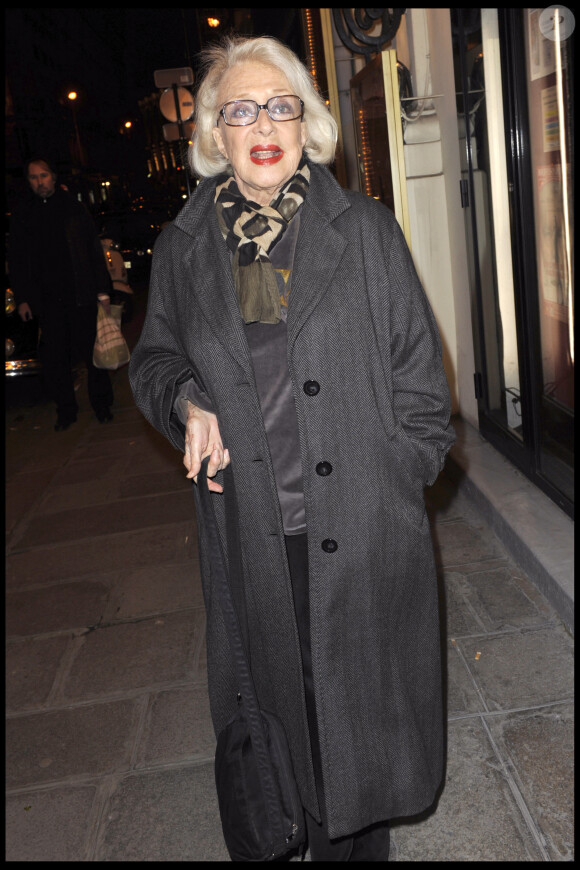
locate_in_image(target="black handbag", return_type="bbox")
[197,456,306,862]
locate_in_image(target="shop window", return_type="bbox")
[452,8,574,517]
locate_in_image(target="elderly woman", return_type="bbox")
[130,35,455,862]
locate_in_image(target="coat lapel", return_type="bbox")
[287,165,351,350]
[175,184,255,379]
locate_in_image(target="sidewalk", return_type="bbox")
[5,326,574,860]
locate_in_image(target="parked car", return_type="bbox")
[5,286,41,377]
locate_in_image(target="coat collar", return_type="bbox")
[172,180,252,377]
[172,163,352,370]
[287,163,351,350]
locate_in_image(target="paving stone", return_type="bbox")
[460,566,554,631]
[104,560,203,622]
[6,635,70,712]
[96,764,230,861]
[442,570,486,637]
[62,610,204,702]
[5,469,55,535]
[135,686,215,767]
[48,455,127,486]
[6,579,111,636]
[6,699,141,787]
[391,717,544,860]
[16,490,196,547]
[100,405,146,424]
[37,478,121,514]
[457,627,574,711]
[5,522,195,588]
[84,420,152,442]
[73,438,139,461]
[124,440,186,476]
[446,643,485,716]
[5,786,96,861]
[6,420,92,475]
[75,432,179,474]
[487,704,574,860]
[119,467,192,498]
[432,519,503,567]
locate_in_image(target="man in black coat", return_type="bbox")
[9,158,114,430]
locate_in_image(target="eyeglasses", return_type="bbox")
[217,95,304,127]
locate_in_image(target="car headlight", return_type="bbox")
[5,338,15,358]
[6,288,16,315]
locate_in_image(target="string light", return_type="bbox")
[358,107,373,197]
[304,9,318,84]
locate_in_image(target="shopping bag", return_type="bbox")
[93,299,131,370]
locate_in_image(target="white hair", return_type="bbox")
[189,35,338,178]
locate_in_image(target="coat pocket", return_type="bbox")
[388,426,428,530]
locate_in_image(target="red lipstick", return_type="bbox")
[250,144,284,165]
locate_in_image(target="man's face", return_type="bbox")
[27,162,57,199]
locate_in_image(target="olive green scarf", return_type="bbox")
[214,160,310,324]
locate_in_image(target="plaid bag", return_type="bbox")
[93,300,131,370]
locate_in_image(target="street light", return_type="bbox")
[67,90,84,166]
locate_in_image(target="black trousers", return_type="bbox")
[38,303,113,421]
[284,533,390,862]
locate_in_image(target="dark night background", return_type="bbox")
[5,9,307,217]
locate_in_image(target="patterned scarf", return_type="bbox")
[215,159,310,324]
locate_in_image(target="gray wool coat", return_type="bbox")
[129,161,456,839]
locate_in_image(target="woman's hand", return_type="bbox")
[184,402,230,493]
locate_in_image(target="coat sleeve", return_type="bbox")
[8,206,34,308]
[386,218,456,486]
[129,230,198,452]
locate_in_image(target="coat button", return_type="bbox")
[316,461,333,476]
[303,380,320,396]
[321,538,338,553]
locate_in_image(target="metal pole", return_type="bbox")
[172,83,191,197]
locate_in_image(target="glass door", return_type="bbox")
[350,50,411,243]
[350,53,396,211]
[521,7,574,504]
[452,8,574,518]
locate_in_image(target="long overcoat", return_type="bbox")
[129,162,456,839]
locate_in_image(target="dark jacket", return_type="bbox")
[129,162,456,838]
[8,187,110,315]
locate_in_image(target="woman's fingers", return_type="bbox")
[207,443,227,475]
[189,445,229,492]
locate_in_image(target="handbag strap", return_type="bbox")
[196,457,287,841]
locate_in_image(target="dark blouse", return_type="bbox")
[174,211,306,534]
